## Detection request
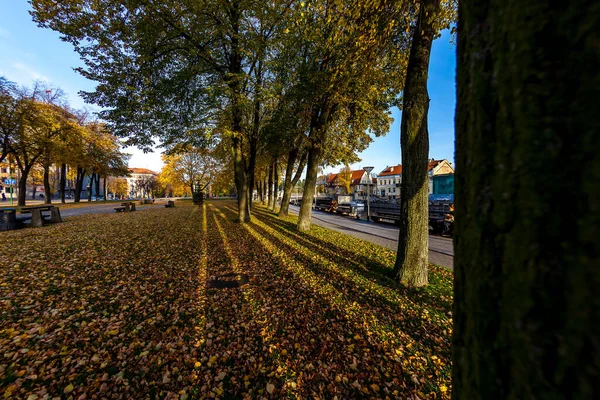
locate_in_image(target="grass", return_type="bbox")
[0,200,453,399]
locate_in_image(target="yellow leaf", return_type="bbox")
[440,385,448,393]
[64,383,74,394]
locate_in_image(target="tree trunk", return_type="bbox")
[393,0,440,287]
[103,175,107,199]
[257,180,262,203]
[279,149,307,217]
[273,160,279,209]
[95,174,101,201]
[17,168,30,206]
[267,161,274,210]
[43,165,52,204]
[87,173,94,202]
[453,1,599,398]
[297,144,322,231]
[278,148,299,217]
[74,167,85,203]
[60,163,66,203]
[298,101,334,231]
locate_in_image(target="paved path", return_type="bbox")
[59,203,159,217]
[288,205,454,269]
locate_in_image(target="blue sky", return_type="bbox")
[0,2,456,176]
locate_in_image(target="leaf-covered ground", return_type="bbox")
[1,201,453,399]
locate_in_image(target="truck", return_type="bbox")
[368,194,454,235]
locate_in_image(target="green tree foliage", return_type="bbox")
[31,0,293,222]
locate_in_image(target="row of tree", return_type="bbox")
[0,79,129,205]
[27,1,598,398]
[30,0,456,287]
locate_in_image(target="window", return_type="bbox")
[1,168,6,173]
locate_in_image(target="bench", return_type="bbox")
[164,200,175,208]
[115,202,136,212]
[19,205,63,228]
[140,199,155,204]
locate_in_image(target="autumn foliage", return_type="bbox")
[1,201,452,398]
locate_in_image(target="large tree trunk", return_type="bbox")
[297,144,322,231]
[262,176,267,205]
[43,165,52,204]
[17,168,30,206]
[453,1,599,398]
[393,0,440,287]
[60,163,66,203]
[228,4,249,223]
[267,161,274,210]
[297,102,334,231]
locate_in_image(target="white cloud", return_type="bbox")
[12,62,50,82]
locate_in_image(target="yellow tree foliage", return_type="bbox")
[337,165,352,194]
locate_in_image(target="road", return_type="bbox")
[288,205,454,269]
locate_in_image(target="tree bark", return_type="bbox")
[228,3,249,223]
[95,173,101,201]
[297,102,334,231]
[394,0,440,287]
[43,165,52,204]
[103,175,107,199]
[17,167,31,206]
[60,163,66,203]
[278,148,299,217]
[74,167,85,203]
[453,1,599,399]
[297,144,321,231]
[273,160,279,209]
[87,173,94,202]
[262,176,267,205]
[279,149,307,217]
[267,161,274,210]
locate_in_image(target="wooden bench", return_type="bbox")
[20,205,62,228]
[140,199,155,205]
[164,200,175,208]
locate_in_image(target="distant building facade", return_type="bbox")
[126,168,158,198]
[376,159,455,199]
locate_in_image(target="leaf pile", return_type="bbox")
[1,201,452,399]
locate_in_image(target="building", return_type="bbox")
[377,165,402,198]
[126,168,158,198]
[376,159,455,199]
[0,160,17,201]
[325,169,374,198]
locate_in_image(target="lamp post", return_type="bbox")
[363,166,374,221]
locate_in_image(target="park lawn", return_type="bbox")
[0,201,453,399]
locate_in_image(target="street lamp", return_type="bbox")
[363,166,374,221]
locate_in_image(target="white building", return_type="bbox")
[126,168,158,198]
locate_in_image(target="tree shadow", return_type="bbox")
[250,207,452,315]
[237,214,451,357]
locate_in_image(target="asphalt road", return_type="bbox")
[288,205,454,269]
